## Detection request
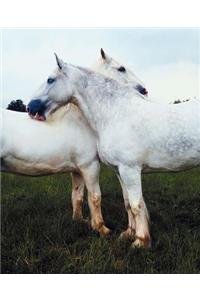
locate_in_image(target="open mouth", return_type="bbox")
[33,113,46,121]
[28,112,46,121]
[26,101,47,121]
[26,106,46,121]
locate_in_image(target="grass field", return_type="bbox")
[1,166,200,274]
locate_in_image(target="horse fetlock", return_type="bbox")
[119,227,135,241]
[91,218,104,230]
[91,217,110,235]
[99,225,111,236]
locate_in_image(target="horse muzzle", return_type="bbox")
[27,99,48,121]
[136,84,148,96]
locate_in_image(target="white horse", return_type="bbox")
[27,55,200,248]
[1,50,147,236]
[1,105,112,235]
[94,49,148,96]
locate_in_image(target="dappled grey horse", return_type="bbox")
[27,55,200,248]
[1,50,148,236]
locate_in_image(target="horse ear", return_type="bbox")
[100,48,106,60]
[54,53,63,70]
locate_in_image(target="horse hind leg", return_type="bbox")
[80,161,110,236]
[118,164,151,248]
[71,172,85,221]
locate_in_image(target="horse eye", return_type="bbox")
[47,78,55,84]
[117,66,126,72]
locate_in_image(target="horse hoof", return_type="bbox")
[119,228,135,241]
[99,225,111,236]
[131,238,151,249]
[72,215,84,222]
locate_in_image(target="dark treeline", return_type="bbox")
[173,99,190,104]
[7,99,26,112]
[6,98,198,112]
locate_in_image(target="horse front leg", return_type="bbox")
[117,176,136,241]
[80,161,110,236]
[71,172,85,221]
[118,164,151,248]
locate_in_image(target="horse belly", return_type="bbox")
[143,158,200,173]
[98,127,200,173]
[145,144,200,172]
[1,155,77,176]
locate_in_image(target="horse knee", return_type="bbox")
[89,192,101,207]
[124,198,131,211]
[130,201,143,216]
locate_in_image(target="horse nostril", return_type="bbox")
[143,88,148,96]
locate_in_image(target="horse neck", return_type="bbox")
[48,104,80,123]
[74,71,136,133]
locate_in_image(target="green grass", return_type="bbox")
[1,166,200,273]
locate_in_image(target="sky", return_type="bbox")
[1,28,200,107]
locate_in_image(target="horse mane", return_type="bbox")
[76,65,149,102]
